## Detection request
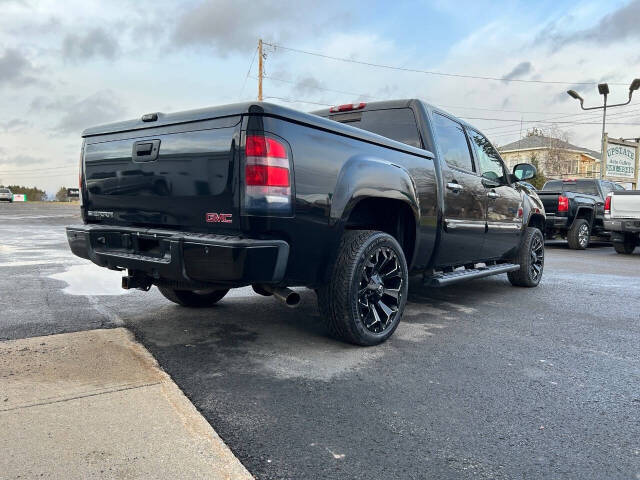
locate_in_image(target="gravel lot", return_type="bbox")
[2,202,639,480]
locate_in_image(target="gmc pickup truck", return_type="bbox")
[67,99,544,345]
[538,179,624,249]
[604,190,640,254]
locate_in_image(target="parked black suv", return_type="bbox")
[67,99,545,345]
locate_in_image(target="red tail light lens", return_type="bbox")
[558,195,569,212]
[604,194,612,214]
[245,164,290,187]
[243,134,292,215]
[245,135,287,158]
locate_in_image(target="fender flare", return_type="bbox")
[572,206,595,227]
[329,155,421,264]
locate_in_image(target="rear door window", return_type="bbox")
[329,108,422,148]
[432,113,475,172]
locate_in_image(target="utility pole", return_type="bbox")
[258,38,263,101]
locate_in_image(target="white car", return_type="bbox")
[0,188,13,202]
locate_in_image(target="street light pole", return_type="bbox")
[600,88,607,179]
[567,79,640,179]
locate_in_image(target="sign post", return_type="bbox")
[604,135,638,189]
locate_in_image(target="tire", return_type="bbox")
[317,230,408,346]
[157,286,229,307]
[508,227,544,287]
[613,235,636,254]
[567,219,590,250]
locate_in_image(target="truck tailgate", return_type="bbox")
[82,116,241,231]
[611,192,640,219]
[537,191,561,214]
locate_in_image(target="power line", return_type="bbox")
[0,165,77,175]
[476,103,640,133]
[257,75,379,100]
[459,116,640,125]
[261,74,594,116]
[0,172,76,179]
[264,41,631,86]
[239,46,259,98]
[263,96,332,106]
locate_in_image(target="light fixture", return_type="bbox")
[567,90,583,101]
[598,83,610,96]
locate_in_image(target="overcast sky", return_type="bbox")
[2,0,640,193]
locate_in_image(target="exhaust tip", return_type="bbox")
[285,291,301,307]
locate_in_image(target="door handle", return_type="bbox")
[446,182,464,191]
[132,139,161,162]
[487,191,500,199]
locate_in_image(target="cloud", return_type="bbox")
[547,0,640,48]
[502,61,532,82]
[62,27,119,61]
[32,90,127,134]
[172,0,350,53]
[0,118,29,132]
[0,154,46,166]
[292,76,325,96]
[0,48,38,86]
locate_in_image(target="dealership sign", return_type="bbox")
[606,142,636,179]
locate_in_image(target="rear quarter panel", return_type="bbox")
[250,115,438,285]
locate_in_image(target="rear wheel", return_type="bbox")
[613,234,636,254]
[508,227,544,287]
[317,230,408,346]
[567,219,590,250]
[157,286,229,307]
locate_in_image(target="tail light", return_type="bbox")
[558,195,569,212]
[604,194,612,215]
[243,134,292,215]
[78,144,84,206]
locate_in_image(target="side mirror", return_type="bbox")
[513,163,536,181]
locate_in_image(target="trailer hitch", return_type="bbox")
[121,274,152,291]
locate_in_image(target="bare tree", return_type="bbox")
[544,125,574,177]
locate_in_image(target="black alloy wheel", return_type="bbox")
[317,230,409,346]
[357,247,403,334]
[529,231,544,282]
[508,227,544,287]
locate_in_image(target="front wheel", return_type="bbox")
[317,230,408,346]
[157,286,229,307]
[508,227,544,287]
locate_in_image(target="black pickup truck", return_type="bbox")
[67,99,544,345]
[538,179,624,249]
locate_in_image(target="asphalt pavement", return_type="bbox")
[1,202,639,480]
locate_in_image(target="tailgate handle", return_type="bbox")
[132,139,160,162]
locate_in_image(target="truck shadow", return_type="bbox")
[124,276,514,381]
[545,240,611,250]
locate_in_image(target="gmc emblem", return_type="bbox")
[206,213,232,223]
